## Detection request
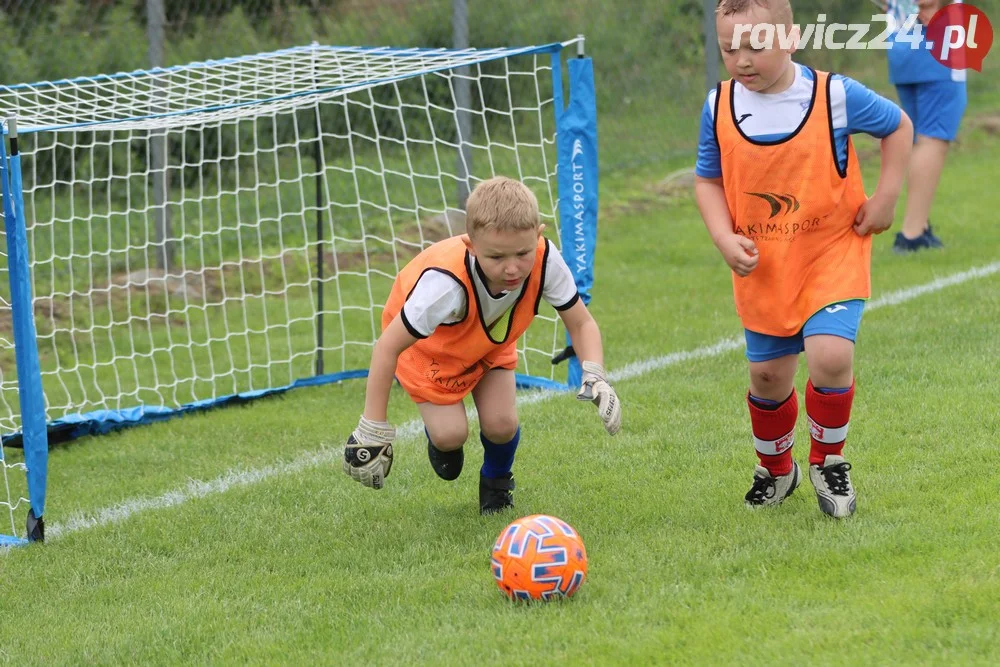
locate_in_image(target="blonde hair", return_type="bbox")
[716,0,793,25]
[465,176,540,237]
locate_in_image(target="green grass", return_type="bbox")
[1,83,999,665]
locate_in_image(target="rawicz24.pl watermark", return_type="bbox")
[732,3,993,70]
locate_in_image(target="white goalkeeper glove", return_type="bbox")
[576,361,622,435]
[343,416,397,489]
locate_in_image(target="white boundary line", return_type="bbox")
[41,261,1000,541]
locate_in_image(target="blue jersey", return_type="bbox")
[885,0,967,84]
[696,64,902,179]
[887,22,968,84]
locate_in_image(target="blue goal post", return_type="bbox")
[1,118,47,544]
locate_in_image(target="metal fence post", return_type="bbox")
[453,0,472,211]
[704,0,720,93]
[147,0,173,271]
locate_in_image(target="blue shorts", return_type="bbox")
[744,300,866,363]
[895,80,967,142]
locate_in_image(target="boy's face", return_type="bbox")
[466,226,542,293]
[717,4,797,94]
[916,0,942,20]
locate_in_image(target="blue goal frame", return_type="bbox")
[0,40,599,544]
[1,118,48,544]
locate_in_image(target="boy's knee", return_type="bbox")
[428,424,469,451]
[480,414,519,444]
[750,368,788,389]
[809,349,853,380]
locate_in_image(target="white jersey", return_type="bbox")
[401,239,579,338]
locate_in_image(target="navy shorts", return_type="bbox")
[744,300,866,363]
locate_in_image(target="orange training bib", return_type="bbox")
[715,68,871,337]
[382,234,548,404]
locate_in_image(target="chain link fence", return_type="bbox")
[0,0,997,171]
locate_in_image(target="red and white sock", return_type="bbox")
[747,390,797,477]
[806,379,855,466]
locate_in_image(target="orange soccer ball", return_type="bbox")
[490,514,588,601]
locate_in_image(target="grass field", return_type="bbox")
[2,85,1000,665]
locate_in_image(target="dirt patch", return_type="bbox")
[321,209,460,273]
[4,210,462,337]
[0,295,73,337]
[603,168,696,219]
[110,269,206,300]
[650,169,696,198]
[968,114,1000,136]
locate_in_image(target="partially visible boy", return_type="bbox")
[695,0,913,517]
[885,0,968,252]
[343,176,622,514]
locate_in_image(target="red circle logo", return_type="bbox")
[926,3,994,72]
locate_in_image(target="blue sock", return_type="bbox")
[480,427,520,478]
[425,427,439,450]
[749,393,782,410]
[816,386,850,395]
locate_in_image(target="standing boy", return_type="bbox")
[695,0,913,517]
[886,0,968,252]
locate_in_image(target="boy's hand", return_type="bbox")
[716,233,759,277]
[853,193,897,236]
[577,361,621,435]
[343,416,396,489]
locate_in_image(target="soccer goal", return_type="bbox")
[0,38,599,544]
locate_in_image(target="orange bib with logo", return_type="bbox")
[716,69,871,337]
[382,234,548,404]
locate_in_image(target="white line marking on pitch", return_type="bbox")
[42,261,1000,541]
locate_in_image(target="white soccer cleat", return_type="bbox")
[744,462,801,507]
[809,455,856,518]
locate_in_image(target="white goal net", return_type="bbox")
[0,40,583,486]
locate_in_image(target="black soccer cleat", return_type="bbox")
[923,223,944,248]
[427,441,464,481]
[893,231,931,254]
[479,472,515,515]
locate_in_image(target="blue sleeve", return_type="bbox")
[840,75,902,139]
[695,93,722,179]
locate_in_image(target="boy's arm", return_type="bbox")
[874,109,913,198]
[344,314,417,490]
[558,300,621,435]
[695,176,760,276]
[695,176,734,246]
[558,299,603,366]
[363,314,418,422]
[693,92,759,276]
[836,74,913,235]
[854,110,914,235]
